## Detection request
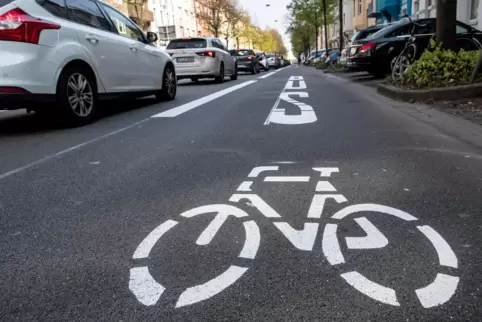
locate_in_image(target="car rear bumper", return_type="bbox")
[237,61,255,71]
[0,42,58,95]
[174,58,218,78]
[0,92,56,110]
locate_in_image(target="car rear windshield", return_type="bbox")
[351,28,383,42]
[167,38,207,49]
[230,50,251,56]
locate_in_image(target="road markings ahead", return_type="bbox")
[129,165,459,309]
[264,76,317,125]
[258,65,291,79]
[152,80,257,118]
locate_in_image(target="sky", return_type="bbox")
[239,0,293,55]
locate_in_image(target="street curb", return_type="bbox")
[377,82,482,102]
[323,73,482,151]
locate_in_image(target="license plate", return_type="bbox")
[176,57,194,63]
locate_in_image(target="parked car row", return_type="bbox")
[341,18,482,78]
[1,0,286,127]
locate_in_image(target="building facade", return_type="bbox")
[104,0,154,31]
[353,0,377,31]
[412,0,481,30]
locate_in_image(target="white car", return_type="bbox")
[166,37,237,83]
[0,0,176,125]
[256,51,269,71]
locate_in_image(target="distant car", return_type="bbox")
[266,53,281,69]
[229,49,260,74]
[347,18,482,77]
[166,37,237,83]
[0,0,176,126]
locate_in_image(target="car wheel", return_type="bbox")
[56,65,97,126]
[215,63,225,83]
[156,63,177,101]
[230,64,238,80]
[251,64,256,75]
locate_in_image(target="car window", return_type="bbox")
[249,50,256,56]
[100,3,145,42]
[230,50,250,56]
[414,20,436,34]
[351,28,382,42]
[166,38,207,49]
[456,23,471,34]
[36,0,68,19]
[387,24,411,37]
[66,0,111,31]
[0,0,14,6]
[215,39,227,51]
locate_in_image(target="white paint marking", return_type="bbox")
[89,161,100,165]
[417,225,458,268]
[288,76,304,81]
[240,220,260,259]
[132,220,178,259]
[332,204,418,221]
[129,266,165,306]
[247,166,279,177]
[415,273,460,308]
[0,118,150,181]
[263,176,310,182]
[267,92,317,125]
[175,265,248,308]
[271,161,298,164]
[315,181,337,192]
[196,213,229,245]
[152,80,257,118]
[258,71,277,79]
[237,181,253,191]
[180,204,248,218]
[307,194,348,219]
[322,223,345,265]
[312,167,340,177]
[341,271,400,306]
[274,222,319,251]
[346,217,389,249]
[285,80,307,90]
[229,194,281,218]
[264,95,282,125]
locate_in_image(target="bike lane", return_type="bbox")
[1,66,482,321]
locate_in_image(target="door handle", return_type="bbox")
[85,34,99,44]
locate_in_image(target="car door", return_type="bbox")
[65,0,124,92]
[98,3,151,91]
[214,39,233,74]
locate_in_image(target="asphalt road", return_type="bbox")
[1,66,482,321]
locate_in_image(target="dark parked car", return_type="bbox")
[229,49,261,74]
[266,53,282,69]
[347,18,482,78]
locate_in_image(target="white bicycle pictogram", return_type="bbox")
[129,166,459,309]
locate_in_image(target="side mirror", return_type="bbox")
[146,31,158,44]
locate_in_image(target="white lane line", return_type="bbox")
[133,220,178,259]
[341,271,400,306]
[175,265,249,308]
[263,94,282,125]
[129,266,166,306]
[417,225,458,268]
[0,118,151,181]
[239,220,260,259]
[415,273,459,308]
[152,80,257,118]
[258,71,277,79]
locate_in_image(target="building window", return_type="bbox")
[402,7,407,16]
[470,0,479,20]
[358,0,362,15]
[427,0,432,7]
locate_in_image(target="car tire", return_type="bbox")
[56,64,97,126]
[156,63,177,102]
[230,64,238,80]
[251,64,256,75]
[215,63,225,83]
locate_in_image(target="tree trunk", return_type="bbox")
[322,0,328,49]
[339,0,343,50]
[315,28,319,54]
[236,37,240,49]
[436,0,457,51]
[225,37,229,48]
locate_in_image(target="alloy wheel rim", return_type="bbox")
[165,68,176,97]
[67,73,93,117]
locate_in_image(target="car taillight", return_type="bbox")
[0,87,27,93]
[196,51,215,58]
[359,42,376,53]
[0,8,60,44]
[247,56,252,60]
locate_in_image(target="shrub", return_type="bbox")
[315,61,327,69]
[399,42,479,89]
[325,63,345,72]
